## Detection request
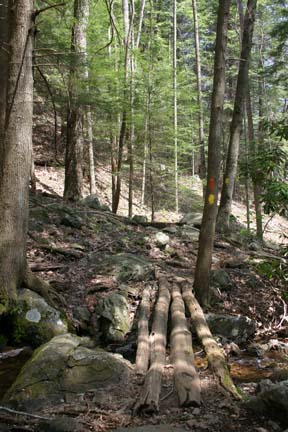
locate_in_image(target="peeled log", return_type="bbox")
[181,279,241,400]
[135,284,151,375]
[134,276,171,413]
[170,283,201,406]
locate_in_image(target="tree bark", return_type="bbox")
[64,0,89,201]
[193,0,231,307]
[0,0,8,152]
[173,0,179,213]
[192,0,206,193]
[134,276,171,413]
[0,0,34,313]
[170,282,201,407]
[135,285,151,375]
[181,281,240,399]
[217,0,257,231]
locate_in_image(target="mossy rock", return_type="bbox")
[5,289,68,347]
[3,333,132,410]
[86,253,154,284]
[97,293,130,343]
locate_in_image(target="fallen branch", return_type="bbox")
[134,275,171,413]
[180,279,241,400]
[135,285,151,375]
[0,405,50,421]
[170,282,201,407]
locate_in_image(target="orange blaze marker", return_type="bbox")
[208,178,215,191]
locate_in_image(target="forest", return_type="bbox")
[0,0,287,431]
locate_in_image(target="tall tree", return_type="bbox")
[173,0,179,212]
[64,0,89,201]
[0,0,8,145]
[193,0,231,307]
[217,0,257,231]
[0,0,34,313]
[191,0,206,193]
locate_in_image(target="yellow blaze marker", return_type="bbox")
[208,194,215,205]
[225,177,229,185]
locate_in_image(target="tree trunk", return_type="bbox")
[135,285,151,375]
[193,0,231,307]
[217,0,257,231]
[182,281,240,399]
[170,282,201,407]
[192,0,206,194]
[0,0,34,314]
[134,276,171,413]
[173,0,179,213]
[0,0,8,151]
[64,0,89,201]
[87,109,96,195]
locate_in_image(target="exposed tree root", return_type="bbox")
[136,284,151,375]
[23,267,66,309]
[170,282,201,407]
[180,279,241,400]
[134,275,171,414]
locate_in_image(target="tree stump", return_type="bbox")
[170,282,201,406]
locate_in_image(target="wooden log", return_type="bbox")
[170,282,201,407]
[135,285,151,375]
[134,275,171,414]
[181,279,241,400]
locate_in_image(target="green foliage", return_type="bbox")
[255,246,288,300]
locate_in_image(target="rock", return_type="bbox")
[100,204,111,212]
[86,253,154,284]
[248,241,261,251]
[97,293,130,343]
[154,232,170,247]
[38,416,81,432]
[112,427,187,432]
[180,212,202,227]
[3,333,132,410]
[9,289,67,347]
[60,214,83,229]
[181,226,200,242]
[247,380,288,426]
[210,269,233,291]
[73,306,91,332]
[81,194,102,209]
[205,313,256,343]
[163,226,178,234]
[132,215,148,223]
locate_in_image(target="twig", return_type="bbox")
[34,2,66,17]
[0,405,50,421]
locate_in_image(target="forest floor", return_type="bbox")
[1,136,288,431]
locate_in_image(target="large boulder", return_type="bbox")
[247,380,288,426]
[97,293,130,343]
[3,333,132,410]
[85,253,154,284]
[210,269,233,291]
[154,232,170,247]
[9,289,67,347]
[205,313,256,343]
[180,212,202,228]
[180,226,200,242]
